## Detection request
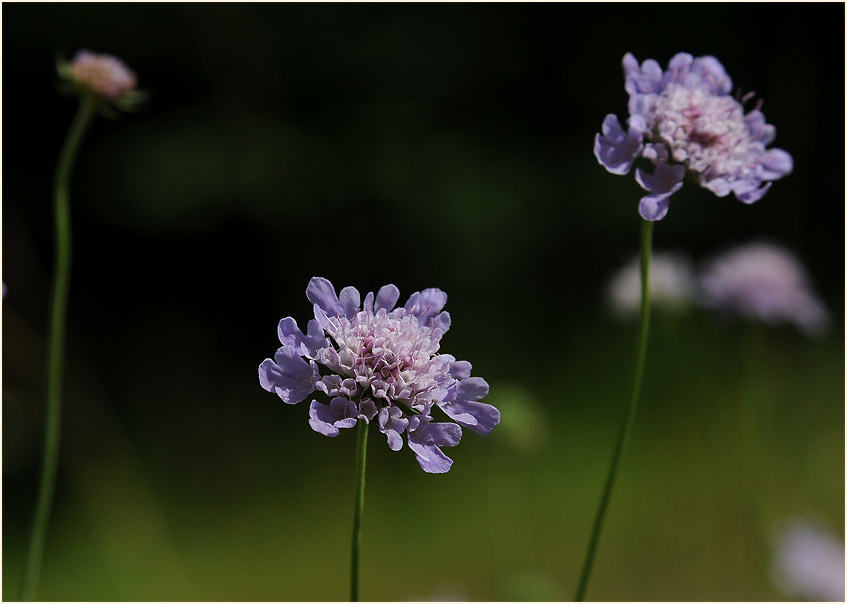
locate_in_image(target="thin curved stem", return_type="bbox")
[19,98,97,602]
[350,418,369,602]
[574,219,654,602]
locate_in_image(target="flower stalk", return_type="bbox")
[350,418,369,602]
[20,97,98,602]
[575,219,653,601]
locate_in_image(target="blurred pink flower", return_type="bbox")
[67,50,137,101]
[699,242,830,337]
[772,519,845,601]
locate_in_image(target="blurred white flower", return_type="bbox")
[772,519,845,601]
[607,251,696,316]
[699,242,830,337]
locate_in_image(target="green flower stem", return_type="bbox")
[574,219,654,602]
[20,98,98,602]
[350,418,369,602]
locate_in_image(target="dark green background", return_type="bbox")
[3,2,844,601]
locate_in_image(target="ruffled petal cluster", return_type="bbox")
[259,277,500,473]
[595,52,793,221]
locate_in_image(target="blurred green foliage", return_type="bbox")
[3,2,843,601]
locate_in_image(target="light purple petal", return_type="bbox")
[407,416,462,474]
[378,406,408,451]
[338,286,361,319]
[623,53,663,95]
[277,317,326,358]
[363,291,374,312]
[308,397,359,437]
[703,177,732,197]
[594,114,643,176]
[457,377,489,401]
[634,163,684,221]
[405,288,448,325]
[628,93,658,129]
[306,277,340,316]
[638,195,672,221]
[744,110,776,145]
[734,181,772,205]
[409,416,462,448]
[408,440,454,473]
[433,311,451,333]
[690,55,732,94]
[441,400,501,435]
[375,284,400,312]
[663,52,693,86]
[450,360,472,380]
[258,347,318,404]
[635,163,685,195]
[358,399,378,422]
[761,148,793,180]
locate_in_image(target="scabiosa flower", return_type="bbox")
[607,251,696,317]
[57,50,145,112]
[772,520,845,602]
[259,277,500,473]
[595,52,793,221]
[699,242,830,337]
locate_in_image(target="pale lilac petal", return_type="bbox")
[278,317,327,358]
[358,399,378,422]
[433,311,451,333]
[308,398,359,437]
[635,163,685,196]
[450,360,472,379]
[407,416,462,474]
[761,149,793,180]
[378,406,408,451]
[734,182,772,205]
[405,288,448,324]
[338,286,361,319]
[441,400,501,435]
[457,377,489,401]
[375,284,400,312]
[258,347,318,404]
[594,114,643,176]
[306,277,340,316]
[638,195,672,222]
[635,163,684,221]
[744,110,776,145]
[623,53,663,95]
[663,52,693,86]
[690,55,732,94]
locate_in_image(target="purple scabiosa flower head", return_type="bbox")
[595,52,793,221]
[771,519,845,602]
[63,50,137,101]
[607,251,696,317]
[699,242,830,337]
[259,277,500,473]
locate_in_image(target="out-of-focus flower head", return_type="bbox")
[594,52,793,221]
[58,50,145,111]
[258,277,500,473]
[607,251,696,317]
[699,242,830,337]
[771,519,845,601]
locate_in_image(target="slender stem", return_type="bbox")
[350,418,369,602]
[19,98,98,602]
[574,219,654,602]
